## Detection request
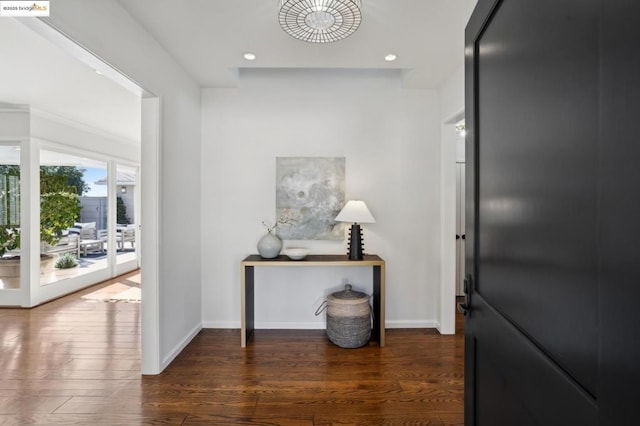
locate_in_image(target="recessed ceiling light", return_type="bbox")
[384,54,397,62]
[243,52,256,61]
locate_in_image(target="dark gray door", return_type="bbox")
[463,1,640,424]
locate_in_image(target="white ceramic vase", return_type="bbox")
[257,231,282,259]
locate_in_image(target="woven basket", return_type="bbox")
[316,284,372,348]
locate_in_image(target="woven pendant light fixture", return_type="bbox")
[278,0,362,43]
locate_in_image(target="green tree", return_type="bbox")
[39,166,84,247]
[2,165,88,198]
[40,166,89,195]
[0,225,19,257]
[116,196,131,224]
[0,165,20,176]
[1,165,83,252]
[40,192,81,246]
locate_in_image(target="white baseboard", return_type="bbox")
[201,320,440,330]
[161,322,202,371]
[254,321,326,329]
[201,321,238,329]
[437,321,457,335]
[386,320,439,329]
[202,321,326,329]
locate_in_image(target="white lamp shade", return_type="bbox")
[335,200,376,224]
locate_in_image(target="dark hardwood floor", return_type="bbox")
[0,272,464,425]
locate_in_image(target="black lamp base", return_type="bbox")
[347,223,364,260]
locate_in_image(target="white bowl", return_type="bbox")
[283,248,310,260]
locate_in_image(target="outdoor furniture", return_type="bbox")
[69,222,96,240]
[79,239,105,256]
[117,226,135,250]
[97,226,136,251]
[45,234,81,258]
[68,222,107,257]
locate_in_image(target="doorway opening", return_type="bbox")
[440,110,465,334]
[454,118,466,296]
[1,17,162,374]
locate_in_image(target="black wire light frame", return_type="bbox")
[278,0,362,43]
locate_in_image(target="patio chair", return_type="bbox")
[45,233,81,258]
[69,222,96,240]
[69,222,104,256]
[117,226,135,250]
[96,226,135,251]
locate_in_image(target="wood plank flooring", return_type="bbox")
[0,272,464,425]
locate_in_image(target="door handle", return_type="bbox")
[461,234,466,240]
[456,234,460,240]
[457,301,469,315]
[457,275,472,316]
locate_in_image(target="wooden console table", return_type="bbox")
[240,254,385,347]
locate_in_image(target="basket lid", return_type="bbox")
[327,284,368,304]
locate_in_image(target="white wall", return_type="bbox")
[43,0,202,373]
[201,69,441,329]
[439,66,465,122]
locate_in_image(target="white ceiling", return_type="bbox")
[0,1,476,146]
[0,18,141,143]
[119,0,477,88]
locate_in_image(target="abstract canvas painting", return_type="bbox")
[276,157,345,240]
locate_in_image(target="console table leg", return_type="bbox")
[241,265,255,347]
[373,264,385,346]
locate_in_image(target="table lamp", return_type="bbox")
[335,200,376,260]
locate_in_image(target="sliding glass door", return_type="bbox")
[116,164,138,269]
[0,143,21,294]
[39,149,109,286]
